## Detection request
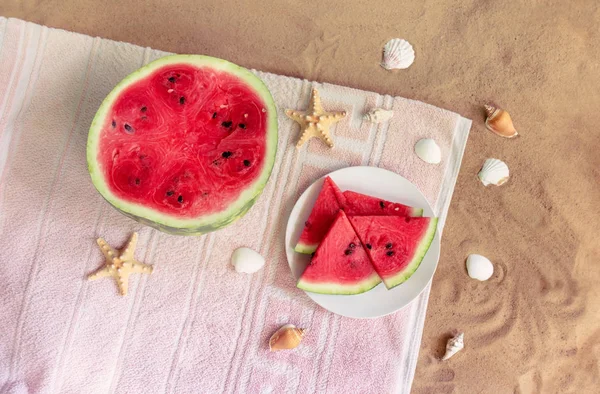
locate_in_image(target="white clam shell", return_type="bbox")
[381,38,415,70]
[414,138,441,164]
[478,158,509,186]
[363,108,393,123]
[466,254,494,281]
[442,332,464,360]
[231,247,265,273]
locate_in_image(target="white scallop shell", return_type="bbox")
[466,254,494,281]
[363,108,393,123]
[478,158,509,186]
[231,247,265,273]
[381,38,415,70]
[414,138,441,164]
[442,332,464,360]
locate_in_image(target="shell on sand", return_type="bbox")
[442,332,464,360]
[484,105,518,138]
[381,38,415,70]
[478,158,509,186]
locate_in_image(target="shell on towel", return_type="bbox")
[363,108,394,123]
[381,38,415,70]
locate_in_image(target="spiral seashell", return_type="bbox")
[363,108,394,123]
[269,324,306,351]
[442,332,464,360]
[478,158,509,186]
[484,105,518,138]
[381,38,415,70]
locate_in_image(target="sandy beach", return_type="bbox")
[2,0,599,392]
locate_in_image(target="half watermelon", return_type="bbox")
[349,216,438,289]
[343,190,423,217]
[297,211,381,295]
[294,177,346,254]
[87,55,278,234]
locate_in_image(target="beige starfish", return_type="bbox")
[286,89,346,148]
[88,232,153,296]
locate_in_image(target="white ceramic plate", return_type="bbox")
[285,166,441,319]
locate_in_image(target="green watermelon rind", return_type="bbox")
[87,55,278,235]
[383,217,439,289]
[294,243,318,254]
[297,272,381,295]
[411,207,425,217]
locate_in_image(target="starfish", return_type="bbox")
[285,88,346,148]
[88,232,153,296]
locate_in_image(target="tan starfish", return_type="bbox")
[88,232,153,296]
[285,89,346,148]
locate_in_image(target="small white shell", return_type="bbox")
[414,138,441,164]
[442,332,464,360]
[478,158,509,186]
[381,38,415,70]
[363,108,393,123]
[466,254,494,281]
[231,247,265,273]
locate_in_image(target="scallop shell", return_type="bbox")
[231,247,265,274]
[414,138,441,164]
[484,105,518,138]
[269,324,305,351]
[381,38,415,70]
[466,254,494,281]
[363,108,393,123]
[442,332,464,360]
[478,158,509,186]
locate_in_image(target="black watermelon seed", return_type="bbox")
[124,124,133,133]
[141,106,147,112]
[379,201,385,209]
[243,160,251,167]
[212,159,220,166]
[179,97,185,105]
[166,190,174,196]
[305,221,311,228]
[134,178,140,185]
[168,76,176,83]
[385,243,393,249]
[344,249,353,255]
[212,112,217,119]
[111,120,116,128]
[386,251,394,256]
[349,242,356,249]
[238,123,246,129]
[222,151,232,158]
[366,244,372,249]
[221,121,233,128]
[177,195,184,203]
[311,252,315,258]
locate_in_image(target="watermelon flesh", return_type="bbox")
[349,216,438,289]
[294,177,346,254]
[297,211,381,295]
[87,55,278,234]
[343,190,423,217]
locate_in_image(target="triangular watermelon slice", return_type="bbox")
[294,177,346,254]
[349,216,438,289]
[297,211,382,295]
[343,190,423,217]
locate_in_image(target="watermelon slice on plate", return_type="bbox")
[297,211,381,295]
[343,190,423,217]
[294,176,346,254]
[87,55,278,234]
[349,216,438,289]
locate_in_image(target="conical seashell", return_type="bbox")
[466,254,494,281]
[363,108,394,123]
[442,332,464,360]
[269,324,306,351]
[414,138,441,164]
[478,158,509,186]
[484,105,518,138]
[381,38,415,70]
[231,247,265,274]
